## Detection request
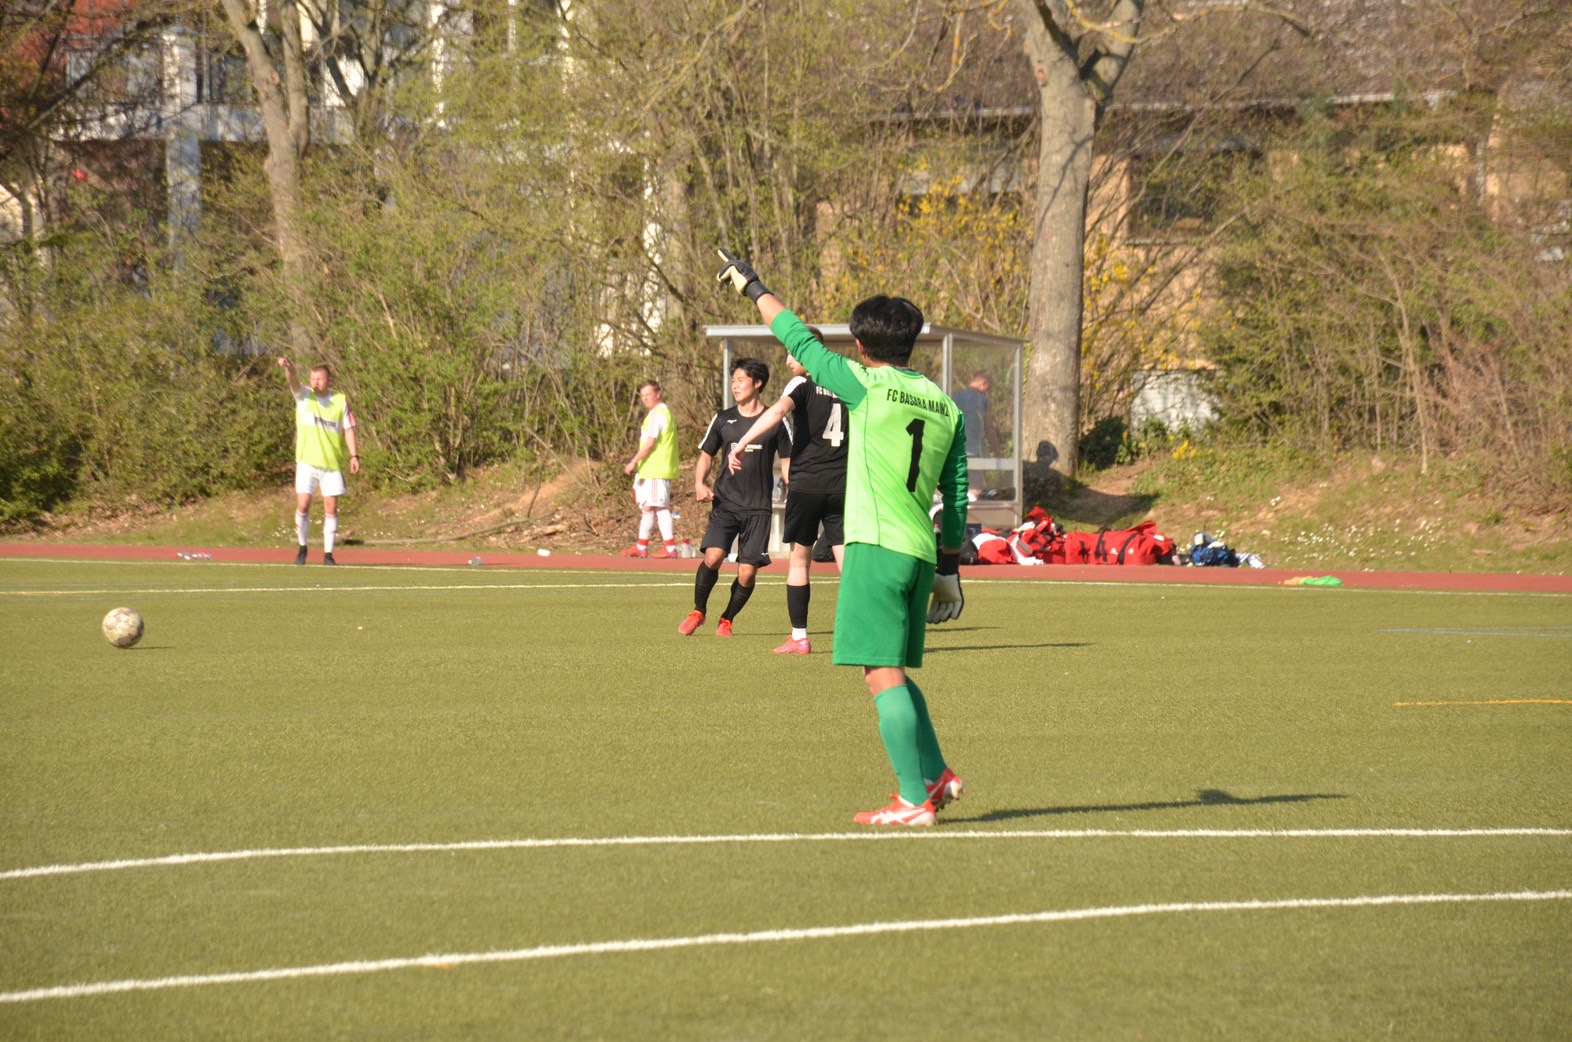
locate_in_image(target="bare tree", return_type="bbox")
[211,0,445,358]
[1,1,187,243]
[213,0,316,355]
[1009,0,1145,484]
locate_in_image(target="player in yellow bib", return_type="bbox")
[718,249,970,827]
[623,380,681,557]
[278,358,361,566]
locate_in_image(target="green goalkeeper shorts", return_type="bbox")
[832,542,936,669]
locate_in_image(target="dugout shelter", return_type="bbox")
[705,322,1025,553]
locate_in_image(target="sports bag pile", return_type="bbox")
[963,509,1177,566]
[1052,520,1176,566]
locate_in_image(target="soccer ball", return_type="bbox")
[102,607,144,649]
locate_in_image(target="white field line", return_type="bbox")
[0,560,629,578]
[5,828,1569,882]
[0,581,694,597]
[5,556,1568,599]
[1380,626,1572,638]
[5,579,1567,600]
[2,889,1568,1005]
[971,580,1572,599]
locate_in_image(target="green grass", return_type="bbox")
[2,559,1569,1039]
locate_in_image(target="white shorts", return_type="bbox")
[296,463,348,497]
[634,477,671,510]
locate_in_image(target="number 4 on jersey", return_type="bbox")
[820,402,845,448]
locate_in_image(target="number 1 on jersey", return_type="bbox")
[905,418,924,492]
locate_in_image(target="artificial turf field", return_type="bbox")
[1,556,1568,1040]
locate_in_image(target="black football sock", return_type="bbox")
[721,578,755,621]
[694,562,720,613]
[786,582,810,630]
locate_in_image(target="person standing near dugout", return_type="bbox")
[623,380,681,558]
[679,358,793,638]
[726,337,848,655]
[717,249,969,826]
[950,371,993,456]
[278,357,360,566]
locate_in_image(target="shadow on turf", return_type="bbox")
[957,788,1347,824]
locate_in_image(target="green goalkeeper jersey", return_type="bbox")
[770,308,968,563]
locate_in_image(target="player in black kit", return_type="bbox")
[679,357,793,638]
[727,336,849,654]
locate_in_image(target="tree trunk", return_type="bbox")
[1010,0,1145,486]
[1022,49,1096,480]
[217,0,314,359]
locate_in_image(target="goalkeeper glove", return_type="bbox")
[716,248,772,301]
[927,551,964,624]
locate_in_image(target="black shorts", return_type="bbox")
[783,489,845,548]
[702,505,773,567]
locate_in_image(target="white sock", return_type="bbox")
[792,627,808,640]
[324,516,338,553]
[639,511,656,541]
[295,511,310,546]
[656,509,674,541]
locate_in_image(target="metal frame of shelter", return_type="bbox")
[703,322,1026,537]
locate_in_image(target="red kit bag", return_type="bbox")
[973,532,1016,565]
[1009,507,1065,562]
[1060,521,1176,565]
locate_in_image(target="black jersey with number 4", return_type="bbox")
[699,406,792,514]
[780,376,848,495]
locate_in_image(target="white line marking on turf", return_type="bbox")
[966,580,1572,599]
[5,556,1567,599]
[6,828,1568,881]
[1395,699,1572,707]
[0,581,693,597]
[0,558,633,576]
[2,889,1567,1005]
[1381,626,1572,638]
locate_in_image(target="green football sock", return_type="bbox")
[905,679,948,784]
[873,686,929,807]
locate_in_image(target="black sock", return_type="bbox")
[722,578,755,621]
[786,583,810,630]
[694,562,720,613]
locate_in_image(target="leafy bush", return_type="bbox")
[1079,416,1128,469]
[1198,108,1572,508]
[0,226,285,526]
[0,387,81,523]
[1081,415,1179,471]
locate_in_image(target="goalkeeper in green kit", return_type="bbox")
[718,248,969,826]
